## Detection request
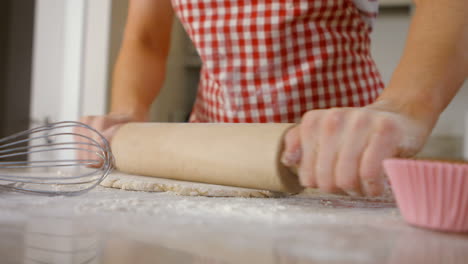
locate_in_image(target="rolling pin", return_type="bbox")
[111,123,303,194]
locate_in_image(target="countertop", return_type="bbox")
[1,183,468,264]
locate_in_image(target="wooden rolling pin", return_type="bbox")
[111,123,303,194]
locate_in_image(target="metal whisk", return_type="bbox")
[0,121,114,196]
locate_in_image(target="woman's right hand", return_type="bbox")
[75,113,141,167]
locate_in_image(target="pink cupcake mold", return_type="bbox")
[383,158,468,232]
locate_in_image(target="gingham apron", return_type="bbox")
[172,0,384,123]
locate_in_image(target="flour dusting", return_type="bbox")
[100,172,282,198]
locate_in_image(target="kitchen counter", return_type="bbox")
[1,184,467,264]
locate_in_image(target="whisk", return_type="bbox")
[0,121,114,196]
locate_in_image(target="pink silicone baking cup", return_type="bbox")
[383,159,468,232]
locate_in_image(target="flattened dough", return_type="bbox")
[101,172,283,198]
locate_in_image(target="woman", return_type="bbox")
[81,0,468,196]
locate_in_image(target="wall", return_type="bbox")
[0,0,35,138]
[31,0,65,125]
[0,1,9,132]
[82,0,112,116]
[149,20,199,122]
[31,0,112,124]
[31,0,77,124]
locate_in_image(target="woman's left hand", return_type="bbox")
[281,103,433,197]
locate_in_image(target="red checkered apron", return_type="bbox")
[171,0,384,123]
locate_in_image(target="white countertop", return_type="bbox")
[1,183,467,264]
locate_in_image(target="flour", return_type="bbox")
[0,177,408,264]
[100,172,283,198]
[74,186,398,229]
[75,196,297,223]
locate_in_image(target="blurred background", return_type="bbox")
[1,0,467,159]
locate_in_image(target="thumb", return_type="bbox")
[281,125,302,167]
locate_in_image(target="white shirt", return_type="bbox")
[352,0,380,26]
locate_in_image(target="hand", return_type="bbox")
[281,104,432,197]
[74,113,141,168]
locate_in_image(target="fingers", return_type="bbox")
[359,118,400,196]
[334,113,371,196]
[76,114,132,168]
[295,107,412,197]
[74,116,92,165]
[314,110,343,193]
[297,111,323,188]
[281,125,301,167]
[88,118,106,168]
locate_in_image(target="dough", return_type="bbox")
[100,172,283,198]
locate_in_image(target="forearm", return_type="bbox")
[110,41,168,121]
[376,0,468,127]
[109,0,174,121]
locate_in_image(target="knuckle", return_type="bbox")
[101,118,113,129]
[301,111,320,131]
[327,108,344,117]
[284,126,299,144]
[90,119,105,131]
[323,110,343,133]
[351,112,370,131]
[377,116,397,134]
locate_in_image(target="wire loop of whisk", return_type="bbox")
[0,121,114,196]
